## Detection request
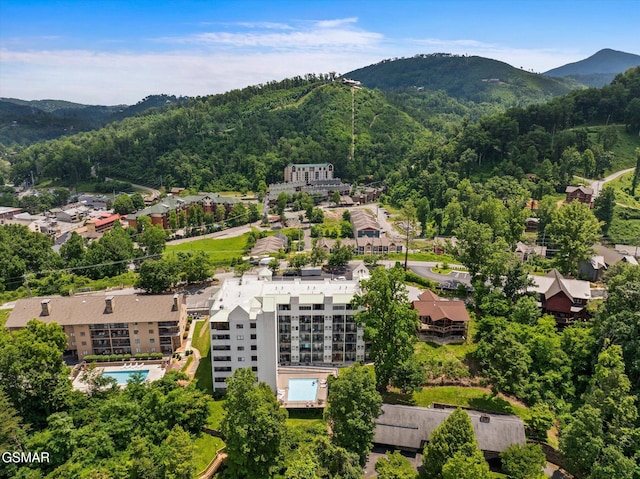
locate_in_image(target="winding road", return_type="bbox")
[581,167,636,199]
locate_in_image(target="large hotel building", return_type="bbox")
[209,274,369,391]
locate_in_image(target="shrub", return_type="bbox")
[135,353,150,360]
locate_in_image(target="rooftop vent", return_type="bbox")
[105,296,114,314]
[41,299,51,316]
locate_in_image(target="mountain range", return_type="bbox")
[544,48,640,87]
[1,49,638,147]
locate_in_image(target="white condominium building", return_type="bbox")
[209,274,369,391]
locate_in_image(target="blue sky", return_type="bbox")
[1,0,638,104]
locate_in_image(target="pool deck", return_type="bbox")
[276,366,338,409]
[72,363,167,392]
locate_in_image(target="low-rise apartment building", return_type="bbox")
[209,274,369,391]
[6,294,187,361]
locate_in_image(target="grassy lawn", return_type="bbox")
[192,433,225,476]
[608,205,640,245]
[286,408,326,432]
[165,233,250,265]
[191,320,210,356]
[205,399,226,430]
[383,386,530,421]
[414,340,475,382]
[194,349,214,396]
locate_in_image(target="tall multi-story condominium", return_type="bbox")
[209,274,368,392]
[283,163,334,183]
[6,294,187,361]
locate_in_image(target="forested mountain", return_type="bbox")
[0,94,187,146]
[7,76,426,192]
[345,53,577,104]
[545,48,640,87]
[6,67,639,206]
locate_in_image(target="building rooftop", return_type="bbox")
[6,294,184,328]
[527,270,591,301]
[374,404,526,452]
[209,274,361,321]
[412,290,470,323]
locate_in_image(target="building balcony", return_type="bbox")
[159,327,180,336]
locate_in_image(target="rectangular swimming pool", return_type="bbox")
[288,378,318,402]
[103,369,149,385]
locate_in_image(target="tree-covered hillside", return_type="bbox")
[7,76,426,192]
[346,53,577,105]
[0,94,187,146]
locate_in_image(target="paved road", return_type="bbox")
[581,167,636,199]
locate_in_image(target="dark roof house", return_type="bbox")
[374,404,526,459]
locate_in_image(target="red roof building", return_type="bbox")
[87,213,121,234]
[412,290,470,343]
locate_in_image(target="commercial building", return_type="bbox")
[6,294,187,361]
[126,192,241,231]
[209,274,368,392]
[284,163,334,183]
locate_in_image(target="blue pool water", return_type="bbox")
[103,369,149,385]
[288,378,318,402]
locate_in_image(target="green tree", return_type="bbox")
[138,224,167,257]
[546,201,601,276]
[113,194,135,215]
[325,364,382,465]
[276,192,289,216]
[595,263,640,386]
[582,344,638,439]
[588,445,637,479]
[0,320,72,427]
[355,266,419,391]
[310,244,327,266]
[135,258,179,293]
[131,192,146,210]
[59,231,86,267]
[593,185,616,233]
[390,359,426,394]
[0,388,28,455]
[331,190,341,206]
[559,404,605,476]
[500,443,546,479]
[327,240,354,269]
[308,207,325,224]
[221,368,288,478]
[442,449,491,479]
[453,219,495,280]
[423,408,480,479]
[178,250,213,283]
[160,425,195,479]
[215,204,226,222]
[375,450,417,479]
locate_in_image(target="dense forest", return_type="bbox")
[0,95,188,146]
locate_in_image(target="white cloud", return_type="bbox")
[0,48,383,104]
[315,17,358,28]
[158,17,381,51]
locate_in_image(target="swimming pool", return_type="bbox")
[102,369,149,385]
[288,378,318,402]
